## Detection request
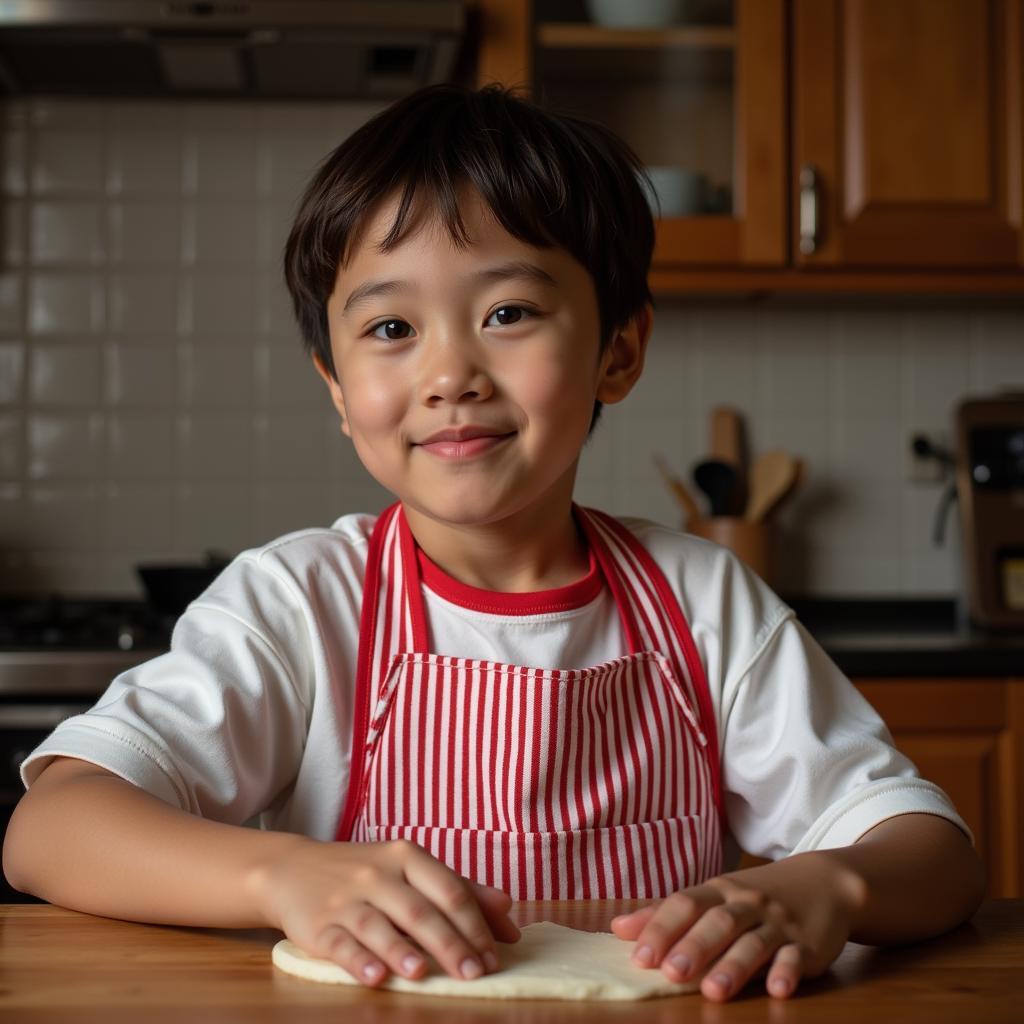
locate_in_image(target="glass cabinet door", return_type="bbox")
[528,0,785,268]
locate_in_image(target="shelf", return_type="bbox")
[647,267,1024,296]
[536,23,736,51]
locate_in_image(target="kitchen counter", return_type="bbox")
[0,899,1020,1022]
[785,597,1024,676]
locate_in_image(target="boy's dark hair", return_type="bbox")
[283,82,656,433]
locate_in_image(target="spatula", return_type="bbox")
[744,450,799,523]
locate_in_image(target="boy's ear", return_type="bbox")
[312,351,350,437]
[595,303,653,406]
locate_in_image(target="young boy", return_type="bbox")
[3,83,983,1003]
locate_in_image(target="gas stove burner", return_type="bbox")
[0,596,175,652]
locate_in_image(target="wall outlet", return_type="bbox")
[907,430,951,484]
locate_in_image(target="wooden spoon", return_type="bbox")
[744,450,800,523]
[653,453,702,524]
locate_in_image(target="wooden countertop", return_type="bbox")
[1,899,1021,1022]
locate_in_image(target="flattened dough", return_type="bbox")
[272,921,701,1001]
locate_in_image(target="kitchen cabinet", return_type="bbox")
[473,0,786,268]
[470,0,1024,294]
[735,677,1024,898]
[852,677,1024,900]
[793,0,1024,271]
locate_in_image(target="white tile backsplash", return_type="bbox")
[30,128,104,195]
[28,341,103,406]
[0,340,25,403]
[2,95,1023,597]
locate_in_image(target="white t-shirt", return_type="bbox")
[21,511,970,869]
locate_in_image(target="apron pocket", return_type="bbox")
[359,817,716,900]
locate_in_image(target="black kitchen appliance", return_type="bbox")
[954,393,1024,630]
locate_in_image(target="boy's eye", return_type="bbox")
[369,319,412,341]
[486,305,534,327]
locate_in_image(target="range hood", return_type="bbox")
[0,1,467,100]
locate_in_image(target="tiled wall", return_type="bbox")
[1,97,1023,597]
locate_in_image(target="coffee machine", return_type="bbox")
[954,393,1024,630]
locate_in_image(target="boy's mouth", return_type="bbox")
[414,426,517,460]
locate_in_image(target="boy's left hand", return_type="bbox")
[610,852,860,1002]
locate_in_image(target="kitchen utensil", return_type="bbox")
[692,459,739,517]
[744,450,799,523]
[710,406,744,465]
[709,406,747,514]
[653,453,702,524]
[136,550,231,617]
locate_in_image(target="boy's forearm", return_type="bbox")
[813,812,986,945]
[3,762,307,929]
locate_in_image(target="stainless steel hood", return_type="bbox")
[0,1,467,100]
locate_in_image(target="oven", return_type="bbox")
[0,599,172,903]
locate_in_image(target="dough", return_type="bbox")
[271,921,701,1001]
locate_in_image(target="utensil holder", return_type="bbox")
[686,517,776,585]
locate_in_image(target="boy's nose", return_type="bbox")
[419,344,495,405]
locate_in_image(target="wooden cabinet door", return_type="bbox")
[853,678,1024,899]
[793,0,1024,269]
[473,0,787,268]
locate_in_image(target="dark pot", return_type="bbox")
[136,551,231,617]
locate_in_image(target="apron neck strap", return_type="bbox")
[388,502,645,655]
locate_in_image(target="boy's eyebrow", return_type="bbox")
[341,260,559,318]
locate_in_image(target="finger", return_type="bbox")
[404,853,502,965]
[645,898,765,975]
[313,924,389,987]
[610,905,658,940]
[340,902,430,981]
[765,942,804,999]
[379,857,496,979]
[690,921,785,1001]
[468,881,521,943]
[629,890,719,967]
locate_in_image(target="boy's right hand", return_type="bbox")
[253,837,520,987]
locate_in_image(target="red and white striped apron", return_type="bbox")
[336,501,723,899]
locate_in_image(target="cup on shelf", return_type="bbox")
[686,517,776,586]
[639,166,708,216]
[585,0,694,28]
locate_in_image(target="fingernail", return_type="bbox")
[460,957,483,979]
[668,954,692,978]
[771,977,791,996]
[633,945,654,966]
[709,971,732,994]
[483,950,499,972]
[401,953,424,975]
[362,963,384,982]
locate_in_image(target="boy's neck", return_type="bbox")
[401,494,590,594]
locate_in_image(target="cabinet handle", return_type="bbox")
[799,164,819,255]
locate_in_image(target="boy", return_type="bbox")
[3,84,983,1003]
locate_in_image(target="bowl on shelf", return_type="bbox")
[585,0,694,28]
[639,166,708,216]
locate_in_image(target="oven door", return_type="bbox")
[0,702,95,903]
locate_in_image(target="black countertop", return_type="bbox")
[784,597,1024,677]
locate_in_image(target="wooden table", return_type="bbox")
[1,899,1021,1022]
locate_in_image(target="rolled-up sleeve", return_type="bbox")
[20,556,313,827]
[720,615,972,860]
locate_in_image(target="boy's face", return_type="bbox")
[314,186,650,529]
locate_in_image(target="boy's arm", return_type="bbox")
[3,755,519,988]
[3,756,303,928]
[611,812,985,1002]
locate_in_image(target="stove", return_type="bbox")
[0,597,175,901]
[0,596,174,653]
